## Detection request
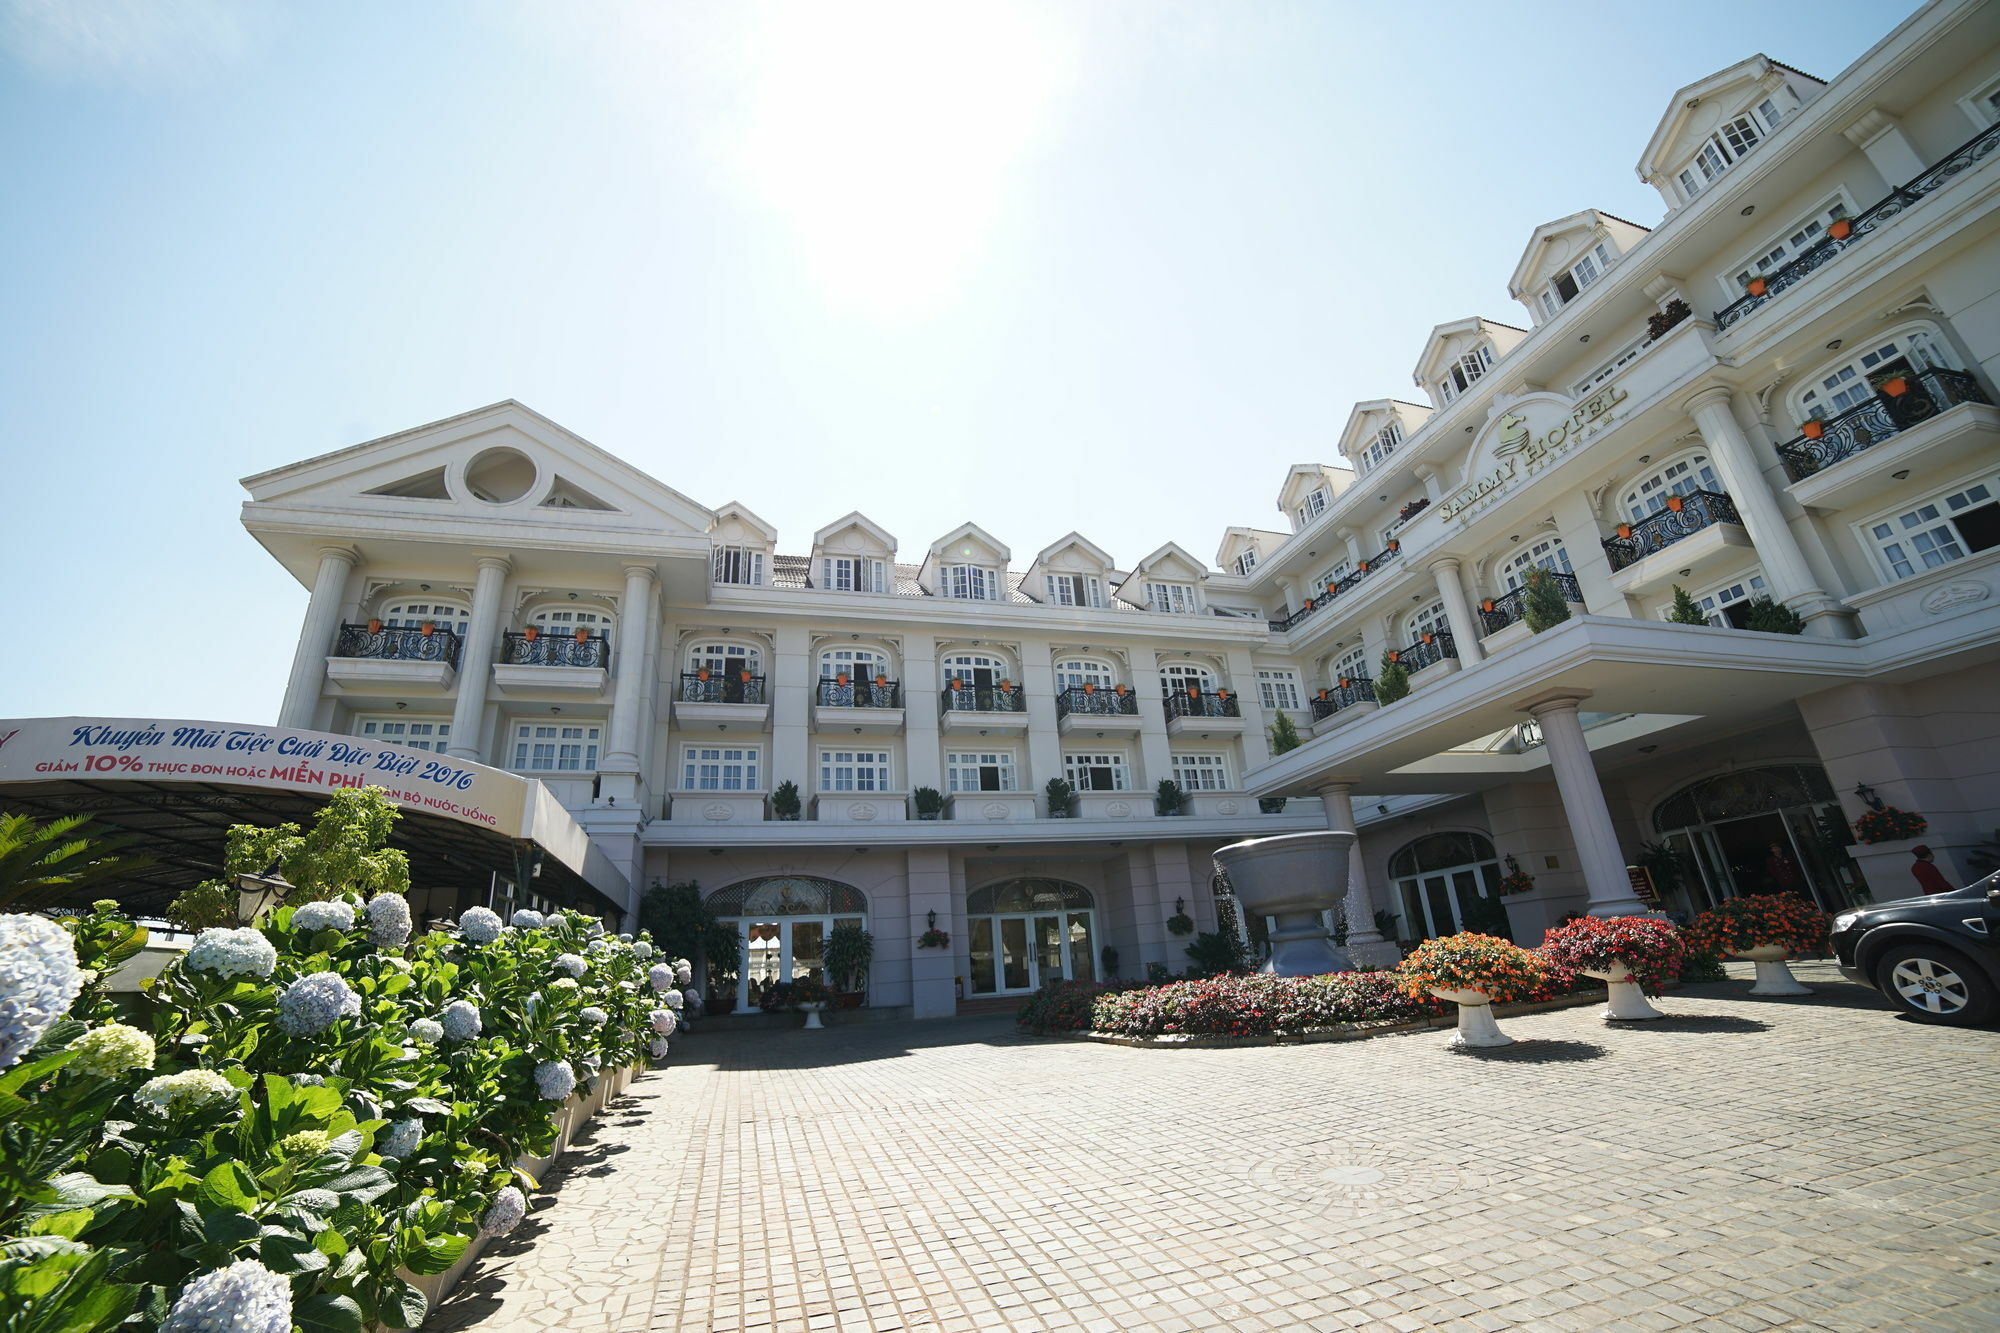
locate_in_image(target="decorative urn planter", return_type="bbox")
[1734,944,1813,996]
[367,618,383,634]
[797,1001,828,1030]
[1880,376,1910,398]
[1430,987,1514,1047]
[1581,961,1667,1020]
[1615,523,1633,540]
[1212,830,1357,976]
[1665,494,1685,512]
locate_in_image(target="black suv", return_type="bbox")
[1833,871,2000,1025]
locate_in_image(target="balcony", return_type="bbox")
[940,684,1030,736]
[1778,368,1995,490]
[1477,572,1586,653]
[1309,678,1377,735]
[672,671,770,734]
[1392,631,1458,678]
[813,677,905,734]
[1268,543,1403,632]
[491,630,610,698]
[1714,120,2000,332]
[1164,689,1246,739]
[1055,685,1143,737]
[1601,489,1747,580]
[325,623,459,697]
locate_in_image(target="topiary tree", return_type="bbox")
[167,786,410,927]
[771,780,802,820]
[1521,566,1572,633]
[1667,584,1709,625]
[1375,652,1411,704]
[1154,779,1188,816]
[1742,596,1806,635]
[1266,708,1302,756]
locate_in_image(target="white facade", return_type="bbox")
[247,0,2000,1017]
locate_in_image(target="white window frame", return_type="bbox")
[1863,474,1998,582]
[1331,645,1368,685]
[1675,102,1783,201]
[820,556,888,593]
[712,546,767,587]
[511,722,601,773]
[1314,559,1352,595]
[1234,549,1258,577]
[680,744,762,791]
[1295,487,1329,529]
[818,646,891,681]
[1621,452,1721,523]
[1791,325,1951,422]
[1438,345,1492,402]
[1256,669,1301,711]
[946,750,1018,794]
[1146,581,1198,614]
[527,605,612,635]
[1044,572,1103,607]
[1662,572,1769,627]
[355,716,451,752]
[1499,535,1573,590]
[1054,658,1117,691]
[1171,753,1232,792]
[1955,72,2000,131]
[1159,662,1215,697]
[1727,196,1854,295]
[1572,335,1646,394]
[378,600,470,636]
[686,641,762,676]
[942,564,997,601]
[1064,752,1130,792]
[942,652,1008,687]
[818,749,893,793]
[1361,421,1402,471]
[1405,601,1449,643]
[1540,241,1616,317]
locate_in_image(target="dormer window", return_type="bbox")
[1234,550,1258,577]
[1361,422,1402,471]
[1675,100,1784,200]
[1044,572,1103,607]
[1146,582,1197,614]
[712,546,767,586]
[1295,487,1329,528]
[820,556,888,593]
[1437,347,1492,403]
[943,564,998,600]
[1538,244,1615,318]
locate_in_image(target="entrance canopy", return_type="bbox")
[0,716,628,920]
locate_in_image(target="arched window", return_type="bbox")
[1330,644,1368,686]
[1649,765,1857,917]
[965,879,1098,995]
[1388,832,1501,944]
[378,599,470,637]
[1498,535,1573,590]
[704,878,869,1013]
[1159,661,1215,698]
[686,641,762,677]
[1621,452,1721,523]
[1055,657,1117,690]
[1404,601,1449,643]
[1795,328,1950,420]
[941,651,1008,688]
[819,645,893,682]
[527,605,613,636]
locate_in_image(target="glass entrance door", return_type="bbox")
[969,911,1098,994]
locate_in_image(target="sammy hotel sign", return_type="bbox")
[1437,384,1629,523]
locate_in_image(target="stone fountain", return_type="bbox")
[1213,829,1357,976]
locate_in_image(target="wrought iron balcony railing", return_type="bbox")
[816,678,902,709]
[1601,491,1743,572]
[501,631,609,669]
[334,623,462,667]
[1309,678,1376,721]
[941,684,1026,713]
[1776,368,1992,481]
[1478,572,1584,634]
[1055,686,1139,718]
[1163,689,1242,721]
[1267,542,1404,631]
[1714,120,2000,332]
[1391,631,1457,674]
[680,672,767,705]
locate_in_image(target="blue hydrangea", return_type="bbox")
[160,1258,292,1333]
[365,893,412,948]
[408,1018,444,1045]
[533,1060,575,1101]
[647,964,674,992]
[439,1000,482,1041]
[510,909,545,930]
[579,1006,608,1025]
[135,1069,237,1116]
[276,972,361,1036]
[648,1008,678,1036]
[648,1038,671,1058]
[458,907,503,944]
[554,953,587,978]
[479,1185,527,1236]
[289,900,356,933]
[379,1118,424,1159]
[0,914,84,1070]
[185,926,278,980]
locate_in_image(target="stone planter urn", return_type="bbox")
[1213,830,1356,976]
[1734,944,1812,996]
[1581,961,1667,1020]
[1430,987,1514,1047]
[797,1001,828,1030]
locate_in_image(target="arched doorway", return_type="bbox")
[1651,765,1860,914]
[1389,832,1502,943]
[966,878,1097,995]
[705,877,868,1013]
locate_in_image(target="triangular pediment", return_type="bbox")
[1636,55,1824,186]
[811,511,897,557]
[709,502,778,547]
[1507,211,1652,301]
[1337,400,1430,461]
[1028,531,1113,576]
[1412,317,1527,387]
[1278,464,1346,512]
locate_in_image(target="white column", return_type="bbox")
[1318,783,1398,967]
[1131,652,1173,797]
[1519,690,1651,917]
[279,546,358,729]
[1427,557,1485,665]
[602,564,657,774]
[1683,386,1847,635]
[1019,638,1063,799]
[903,635,943,796]
[770,626,812,804]
[445,556,510,762]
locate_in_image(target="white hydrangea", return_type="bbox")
[630,941,654,961]
[550,977,580,992]
[379,1118,424,1159]
[276,972,361,1036]
[365,893,412,948]
[647,964,674,992]
[458,907,503,944]
[185,927,278,980]
[533,1060,576,1102]
[672,957,691,972]
[479,1185,527,1237]
[674,964,692,986]
[160,1258,292,1333]
[69,1022,155,1078]
[648,1008,678,1036]
[136,1069,237,1116]
[662,989,684,1010]
[408,1018,444,1045]
[554,954,588,978]
[648,1038,671,1058]
[682,987,704,1012]
[439,1000,482,1041]
[617,933,633,943]
[289,900,356,934]
[0,915,84,1070]
[510,909,545,930]
[579,1006,608,1025]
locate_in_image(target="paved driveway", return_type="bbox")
[436,966,2000,1332]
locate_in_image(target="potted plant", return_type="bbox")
[874,673,889,688]
[771,780,802,822]
[1853,806,1928,843]
[824,923,874,1007]
[1387,539,1401,553]
[420,621,436,636]
[1044,776,1075,818]
[1166,898,1195,936]
[949,677,964,691]
[1114,684,1127,697]
[1827,217,1854,241]
[1541,915,1686,1021]
[1799,417,1827,440]
[1879,374,1910,398]
[1615,523,1633,540]
[1665,494,1686,512]
[917,910,950,949]
[523,624,539,641]
[836,671,849,686]
[912,786,945,820]
[1745,274,1770,298]
[1258,796,1289,814]
[696,667,710,681]
[1100,945,1120,978]
[1395,933,1555,1047]
[1685,894,1830,996]
[1521,566,1572,633]
[1375,652,1411,705]
[1155,779,1187,816]
[1498,855,1537,896]
[367,617,384,634]
[739,668,752,684]
[574,627,590,643]
[760,976,837,1028]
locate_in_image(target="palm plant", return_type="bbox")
[0,812,151,910]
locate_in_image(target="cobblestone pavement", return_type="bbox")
[436,964,2000,1333]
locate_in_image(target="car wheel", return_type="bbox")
[1874,944,1998,1025]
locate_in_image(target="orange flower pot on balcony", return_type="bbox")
[1480,599,1495,613]
[523,625,539,641]
[1082,682,1096,694]
[697,668,711,681]
[1115,685,1128,696]
[1320,688,1332,699]
[1880,376,1910,398]
[420,622,436,637]
[1745,277,1769,298]
[1665,495,1686,512]
[367,618,383,634]
[1325,583,1337,595]
[1615,524,1632,540]
[836,673,849,686]
[1828,217,1853,241]
[739,670,752,684]
[1217,689,1230,701]
[1357,561,1370,573]
[1421,632,1434,645]
[1387,540,1400,552]
[1337,678,1350,689]
[1799,419,1826,439]
[950,679,964,691]
[1303,598,1315,610]
[1387,651,1401,664]
[574,628,589,643]
[1188,686,1201,698]
[1000,680,1012,691]
[875,675,888,688]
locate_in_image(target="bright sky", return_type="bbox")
[1,0,1902,723]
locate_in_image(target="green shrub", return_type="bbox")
[1375,653,1411,704]
[1742,597,1806,634]
[1266,710,1302,756]
[1521,566,1572,633]
[1667,585,1709,625]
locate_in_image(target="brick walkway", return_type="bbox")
[435,964,2000,1332]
